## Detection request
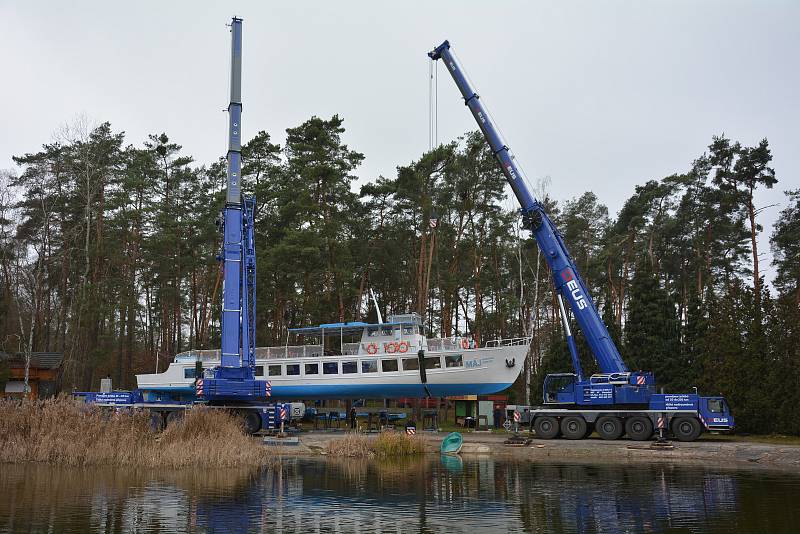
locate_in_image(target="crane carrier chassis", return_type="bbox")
[508,397,733,442]
[74,390,302,435]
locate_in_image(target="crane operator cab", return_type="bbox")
[698,396,735,431]
[543,373,578,404]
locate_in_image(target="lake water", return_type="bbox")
[1,456,799,533]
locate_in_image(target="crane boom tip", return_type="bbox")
[428,40,450,60]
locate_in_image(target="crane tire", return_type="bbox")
[165,410,184,428]
[625,416,653,441]
[671,417,702,442]
[533,416,560,439]
[596,416,624,440]
[149,412,165,432]
[560,415,588,440]
[242,411,262,435]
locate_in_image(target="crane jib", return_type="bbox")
[430,39,628,375]
[220,17,246,369]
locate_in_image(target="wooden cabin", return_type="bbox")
[0,352,63,399]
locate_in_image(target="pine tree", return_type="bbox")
[624,262,685,391]
[770,189,800,304]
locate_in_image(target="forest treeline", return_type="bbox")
[1,115,798,434]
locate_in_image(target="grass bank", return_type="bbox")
[325,431,424,458]
[0,397,271,468]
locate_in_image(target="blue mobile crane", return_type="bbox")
[197,17,266,400]
[429,41,734,441]
[76,18,290,434]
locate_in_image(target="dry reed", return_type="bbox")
[325,431,424,458]
[0,397,272,468]
[324,433,374,457]
[372,430,424,457]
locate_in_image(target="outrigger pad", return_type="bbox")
[504,434,532,447]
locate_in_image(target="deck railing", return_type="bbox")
[425,338,464,352]
[255,345,323,359]
[175,342,361,362]
[426,336,531,351]
[483,337,532,348]
[173,336,530,363]
[174,349,221,362]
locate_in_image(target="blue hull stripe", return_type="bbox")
[267,383,512,399]
[143,383,512,399]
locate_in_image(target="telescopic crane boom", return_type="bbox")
[201,17,264,398]
[220,16,245,369]
[429,41,626,380]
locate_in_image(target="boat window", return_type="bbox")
[381,359,398,372]
[367,326,380,337]
[402,325,414,335]
[402,358,419,371]
[304,363,319,375]
[445,354,463,368]
[424,356,442,370]
[342,361,357,374]
[268,365,282,376]
[708,399,725,413]
[184,368,197,379]
[323,362,339,375]
[362,360,378,373]
[286,364,300,376]
[254,365,264,377]
[381,327,393,336]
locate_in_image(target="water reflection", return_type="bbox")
[2,457,798,533]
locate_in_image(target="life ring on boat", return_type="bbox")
[397,341,410,354]
[385,342,397,354]
[461,338,470,350]
[366,343,378,355]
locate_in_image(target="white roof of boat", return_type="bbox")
[289,320,417,335]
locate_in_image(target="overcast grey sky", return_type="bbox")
[1,1,797,283]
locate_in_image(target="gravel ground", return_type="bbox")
[269,430,800,471]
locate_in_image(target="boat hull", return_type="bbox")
[136,343,529,400]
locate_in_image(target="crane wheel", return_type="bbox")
[533,416,560,439]
[149,412,165,432]
[625,416,653,441]
[165,410,184,428]
[596,416,624,440]
[560,416,588,440]
[671,417,702,442]
[242,411,262,435]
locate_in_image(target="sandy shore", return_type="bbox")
[272,431,800,471]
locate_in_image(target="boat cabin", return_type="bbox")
[287,313,428,358]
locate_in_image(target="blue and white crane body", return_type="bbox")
[429,41,734,441]
[75,18,291,434]
[193,16,266,399]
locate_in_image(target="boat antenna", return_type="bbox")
[369,288,384,324]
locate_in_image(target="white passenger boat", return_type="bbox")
[136,313,530,399]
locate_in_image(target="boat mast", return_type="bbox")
[369,288,384,324]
